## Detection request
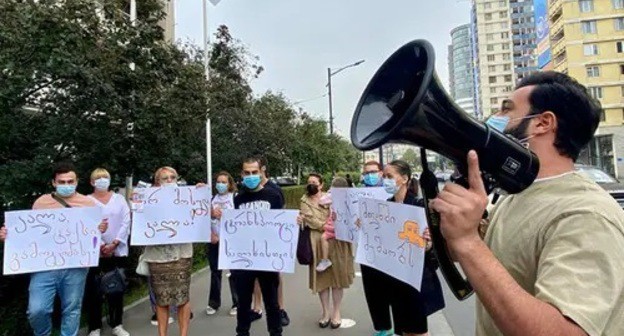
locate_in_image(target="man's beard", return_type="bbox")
[505,116,532,142]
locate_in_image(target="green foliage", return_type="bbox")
[283,185,306,210]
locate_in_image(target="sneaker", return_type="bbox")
[373,329,394,336]
[315,259,333,272]
[206,306,217,315]
[250,309,263,322]
[152,313,174,325]
[280,309,290,327]
[111,325,130,336]
[87,330,101,336]
[229,306,238,316]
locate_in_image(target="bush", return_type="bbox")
[282,185,305,209]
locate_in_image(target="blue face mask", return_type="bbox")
[216,182,228,194]
[243,175,261,190]
[56,184,76,197]
[363,173,380,187]
[485,115,510,132]
[383,178,399,194]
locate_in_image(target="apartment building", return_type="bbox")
[449,24,478,118]
[548,0,624,176]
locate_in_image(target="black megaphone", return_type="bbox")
[350,39,539,300]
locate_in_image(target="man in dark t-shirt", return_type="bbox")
[232,157,283,336]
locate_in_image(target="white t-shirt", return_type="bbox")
[89,193,131,257]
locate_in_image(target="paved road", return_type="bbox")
[83,266,456,335]
[437,269,476,336]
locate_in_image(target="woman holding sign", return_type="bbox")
[84,168,131,336]
[299,174,355,330]
[205,171,239,316]
[143,166,196,336]
[361,160,444,336]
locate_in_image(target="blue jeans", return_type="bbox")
[28,268,88,336]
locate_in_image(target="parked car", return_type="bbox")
[575,164,624,208]
[272,176,297,187]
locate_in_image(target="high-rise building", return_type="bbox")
[547,0,624,176]
[159,0,175,42]
[473,0,516,117]
[449,24,478,118]
[472,0,537,117]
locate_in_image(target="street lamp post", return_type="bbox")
[327,59,365,135]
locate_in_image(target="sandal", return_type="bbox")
[318,319,330,328]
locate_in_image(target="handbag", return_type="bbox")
[296,226,313,265]
[99,267,127,295]
[135,254,150,276]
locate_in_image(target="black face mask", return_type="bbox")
[306,184,319,196]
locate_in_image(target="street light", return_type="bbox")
[327,59,365,135]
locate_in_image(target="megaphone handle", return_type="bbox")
[419,149,474,301]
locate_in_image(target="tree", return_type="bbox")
[401,148,422,172]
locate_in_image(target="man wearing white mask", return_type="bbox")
[0,162,108,336]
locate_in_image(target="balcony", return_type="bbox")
[553,48,567,68]
[549,0,563,22]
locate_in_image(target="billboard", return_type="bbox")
[534,0,551,69]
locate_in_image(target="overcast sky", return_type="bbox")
[175,0,471,138]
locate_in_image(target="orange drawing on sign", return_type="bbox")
[398,220,426,248]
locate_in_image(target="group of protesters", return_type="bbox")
[2,71,624,336]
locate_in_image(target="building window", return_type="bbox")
[586,66,600,77]
[503,85,513,92]
[485,13,492,20]
[618,41,624,53]
[579,0,594,13]
[502,43,510,50]
[582,20,597,34]
[584,44,599,55]
[489,65,496,71]
[491,98,498,105]
[490,87,497,93]
[503,53,511,60]
[501,22,509,29]
[589,87,603,99]
[620,64,624,74]
[484,2,492,9]
[615,18,624,31]
[489,76,497,84]
[488,55,496,61]
[499,0,506,7]
[621,85,624,97]
[486,33,495,40]
[599,110,606,122]
[504,74,512,82]
[504,64,512,71]
[499,11,507,18]
[501,32,509,38]
[614,0,624,9]
[487,45,495,51]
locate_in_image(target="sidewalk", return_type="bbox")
[85,265,455,335]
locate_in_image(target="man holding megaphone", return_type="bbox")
[429,72,624,336]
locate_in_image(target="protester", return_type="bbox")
[362,161,384,187]
[430,71,624,335]
[298,175,355,329]
[85,168,131,336]
[249,156,290,327]
[143,166,203,336]
[232,156,284,336]
[345,174,355,187]
[0,162,108,336]
[361,160,444,336]
[206,171,238,317]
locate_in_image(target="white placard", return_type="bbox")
[356,197,427,290]
[130,186,212,245]
[218,209,299,273]
[332,187,391,243]
[3,207,103,275]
